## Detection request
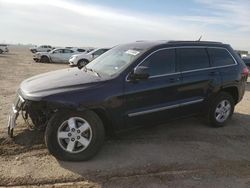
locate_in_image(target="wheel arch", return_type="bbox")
[90,108,114,136]
[220,86,239,104]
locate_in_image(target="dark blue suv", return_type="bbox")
[8,41,249,161]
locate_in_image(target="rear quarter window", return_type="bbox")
[207,48,235,67]
[177,48,210,71]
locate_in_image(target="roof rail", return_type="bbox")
[167,40,223,44]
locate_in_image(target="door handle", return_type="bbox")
[169,78,180,83]
[209,71,219,76]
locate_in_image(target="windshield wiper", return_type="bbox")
[84,67,101,77]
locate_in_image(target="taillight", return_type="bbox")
[242,67,249,76]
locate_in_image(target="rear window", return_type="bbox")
[177,48,210,71]
[207,48,235,66]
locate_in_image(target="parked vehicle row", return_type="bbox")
[8,40,249,161]
[0,44,9,54]
[32,45,110,66]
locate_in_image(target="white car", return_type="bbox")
[0,44,9,54]
[33,48,81,63]
[69,48,110,67]
[30,45,53,53]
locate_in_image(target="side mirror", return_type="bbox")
[129,66,149,80]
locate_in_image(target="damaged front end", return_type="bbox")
[7,93,25,137]
[7,92,54,138]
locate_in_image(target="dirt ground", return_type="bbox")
[0,46,250,188]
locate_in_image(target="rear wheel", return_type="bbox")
[0,49,3,54]
[40,56,50,63]
[45,110,105,161]
[208,92,235,127]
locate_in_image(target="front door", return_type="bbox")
[124,48,182,128]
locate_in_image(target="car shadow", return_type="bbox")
[0,55,9,58]
[246,82,250,90]
[0,128,45,156]
[36,61,69,65]
[57,112,250,181]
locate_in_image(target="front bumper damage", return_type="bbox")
[7,94,26,138]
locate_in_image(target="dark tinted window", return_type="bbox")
[77,49,86,52]
[177,48,210,71]
[64,49,74,53]
[142,49,175,76]
[207,48,235,66]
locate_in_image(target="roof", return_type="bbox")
[130,40,226,49]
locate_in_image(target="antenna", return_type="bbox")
[197,35,202,41]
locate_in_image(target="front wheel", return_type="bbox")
[40,56,50,63]
[77,59,89,68]
[208,92,235,127]
[45,110,105,161]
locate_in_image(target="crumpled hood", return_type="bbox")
[20,68,104,100]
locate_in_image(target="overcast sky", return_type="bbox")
[0,0,249,51]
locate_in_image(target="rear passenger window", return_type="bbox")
[207,48,235,66]
[177,48,210,71]
[142,49,175,76]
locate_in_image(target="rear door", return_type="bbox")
[207,48,238,85]
[124,48,182,128]
[177,47,221,115]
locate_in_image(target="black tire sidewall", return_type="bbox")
[209,92,235,127]
[41,56,49,63]
[77,59,88,67]
[45,110,105,161]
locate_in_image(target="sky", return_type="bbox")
[0,0,249,51]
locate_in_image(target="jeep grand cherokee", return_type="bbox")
[8,41,249,161]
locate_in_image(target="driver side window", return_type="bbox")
[141,49,176,76]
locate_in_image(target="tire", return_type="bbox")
[208,92,235,127]
[0,49,3,54]
[77,59,89,68]
[40,56,50,63]
[45,110,105,161]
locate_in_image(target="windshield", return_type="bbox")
[85,45,145,77]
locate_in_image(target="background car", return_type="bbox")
[69,48,110,67]
[33,48,81,63]
[0,44,9,54]
[30,45,53,53]
[242,57,250,70]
